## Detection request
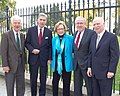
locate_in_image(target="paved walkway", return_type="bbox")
[0,67,119,96]
[0,75,52,96]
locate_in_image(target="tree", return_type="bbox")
[0,0,16,21]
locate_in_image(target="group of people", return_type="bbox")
[1,12,119,96]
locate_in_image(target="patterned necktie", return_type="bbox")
[16,33,21,50]
[75,32,81,48]
[38,29,43,45]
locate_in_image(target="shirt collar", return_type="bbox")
[38,26,44,32]
[97,29,105,37]
[13,29,20,36]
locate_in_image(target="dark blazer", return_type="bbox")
[1,30,26,73]
[88,31,119,79]
[74,28,95,70]
[25,26,52,65]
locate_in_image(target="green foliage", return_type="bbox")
[0,0,16,11]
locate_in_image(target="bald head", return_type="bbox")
[93,17,104,25]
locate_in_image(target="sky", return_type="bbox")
[15,0,69,8]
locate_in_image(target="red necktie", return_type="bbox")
[38,29,42,45]
[75,32,81,48]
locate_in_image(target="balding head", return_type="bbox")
[93,17,104,25]
[93,17,105,33]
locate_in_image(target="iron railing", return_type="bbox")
[0,0,120,95]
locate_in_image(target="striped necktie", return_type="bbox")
[75,32,81,48]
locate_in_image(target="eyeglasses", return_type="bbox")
[57,28,64,30]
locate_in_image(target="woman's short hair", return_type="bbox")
[54,21,68,32]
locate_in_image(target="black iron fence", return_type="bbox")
[0,0,120,95]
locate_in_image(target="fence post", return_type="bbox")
[68,0,72,35]
[6,6,10,31]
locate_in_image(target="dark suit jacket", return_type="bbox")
[88,31,119,79]
[74,28,94,70]
[1,30,26,73]
[25,26,52,66]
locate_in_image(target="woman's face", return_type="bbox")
[56,24,65,36]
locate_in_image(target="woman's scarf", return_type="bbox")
[55,35,66,75]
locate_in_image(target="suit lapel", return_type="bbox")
[79,29,88,49]
[9,30,19,51]
[93,34,97,53]
[34,26,39,45]
[96,31,107,51]
[73,31,78,50]
[20,33,25,51]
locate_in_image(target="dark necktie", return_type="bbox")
[16,33,21,50]
[38,29,43,45]
[75,32,81,48]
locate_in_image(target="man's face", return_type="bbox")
[75,19,86,32]
[37,16,47,28]
[93,19,105,34]
[12,20,21,32]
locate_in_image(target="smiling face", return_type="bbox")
[37,16,47,28]
[93,17,105,34]
[75,16,86,32]
[56,24,65,36]
[11,15,22,32]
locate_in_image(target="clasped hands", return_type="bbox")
[3,66,10,73]
[32,49,40,54]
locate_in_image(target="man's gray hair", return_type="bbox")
[11,15,22,24]
[38,13,47,18]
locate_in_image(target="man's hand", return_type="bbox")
[107,72,114,78]
[3,66,10,73]
[32,49,40,54]
[87,68,92,77]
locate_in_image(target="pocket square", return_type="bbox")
[45,37,48,39]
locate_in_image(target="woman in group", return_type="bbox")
[51,21,74,96]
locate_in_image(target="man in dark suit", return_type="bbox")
[25,13,52,96]
[74,16,94,96]
[87,17,119,96]
[1,15,26,96]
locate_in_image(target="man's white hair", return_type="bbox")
[11,15,22,24]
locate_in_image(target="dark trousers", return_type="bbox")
[5,57,25,96]
[74,65,92,96]
[52,71,71,96]
[92,76,113,96]
[29,62,47,96]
